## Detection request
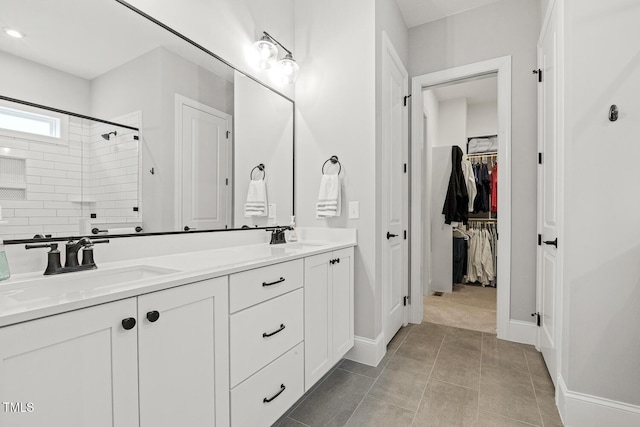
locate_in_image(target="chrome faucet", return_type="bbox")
[26,237,109,275]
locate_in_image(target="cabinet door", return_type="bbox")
[304,252,332,391]
[137,277,229,427]
[0,299,139,427]
[331,247,355,361]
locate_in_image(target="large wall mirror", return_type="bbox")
[0,0,294,242]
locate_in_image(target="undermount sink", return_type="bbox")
[0,265,180,306]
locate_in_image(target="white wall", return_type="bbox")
[430,146,453,293]
[234,72,293,228]
[562,0,640,407]
[0,52,90,114]
[125,0,295,99]
[295,0,377,339]
[408,0,540,322]
[467,101,498,138]
[436,98,467,150]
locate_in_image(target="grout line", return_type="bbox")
[409,330,445,426]
[479,410,543,427]
[342,368,380,426]
[531,373,546,427]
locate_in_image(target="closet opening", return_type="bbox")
[410,57,513,341]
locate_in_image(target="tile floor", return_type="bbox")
[423,284,497,334]
[274,323,563,426]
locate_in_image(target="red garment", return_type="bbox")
[490,163,498,213]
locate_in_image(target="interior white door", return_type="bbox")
[178,97,231,231]
[381,33,409,346]
[537,4,559,386]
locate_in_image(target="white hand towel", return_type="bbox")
[244,179,267,217]
[316,174,341,218]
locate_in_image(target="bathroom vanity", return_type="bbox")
[0,231,356,427]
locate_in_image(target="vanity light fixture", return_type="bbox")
[4,28,25,39]
[255,31,299,84]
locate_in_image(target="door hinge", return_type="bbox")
[225,178,229,185]
[403,296,411,306]
[538,152,543,164]
[404,230,407,240]
[226,130,230,139]
[531,312,541,327]
[538,234,542,246]
[403,94,412,106]
[533,69,542,83]
[403,163,407,173]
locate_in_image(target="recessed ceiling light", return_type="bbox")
[4,28,25,39]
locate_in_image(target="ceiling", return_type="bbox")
[396,0,504,28]
[430,74,497,105]
[0,0,233,81]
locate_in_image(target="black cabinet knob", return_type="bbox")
[122,317,136,330]
[146,311,160,323]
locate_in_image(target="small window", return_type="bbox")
[0,105,61,138]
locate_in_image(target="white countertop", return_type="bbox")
[0,240,355,328]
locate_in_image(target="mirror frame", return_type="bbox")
[2,0,295,246]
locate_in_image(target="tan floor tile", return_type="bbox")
[431,342,481,390]
[345,396,414,427]
[367,367,428,411]
[414,380,479,427]
[535,390,564,427]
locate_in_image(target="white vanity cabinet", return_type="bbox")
[0,277,229,427]
[0,298,139,427]
[304,247,354,391]
[229,260,305,427]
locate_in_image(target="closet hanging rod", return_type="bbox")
[469,218,498,222]
[466,153,498,159]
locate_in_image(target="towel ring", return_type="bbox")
[250,163,266,180]
[322,155,342,175]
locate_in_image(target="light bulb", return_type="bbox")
[254,34,277,70]
[280,54,299,84]
[4,28,24,39]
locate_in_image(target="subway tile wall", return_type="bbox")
[0,111,141,240]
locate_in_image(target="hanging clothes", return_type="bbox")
[472,162,490,213]
[461,155,477,212]
[442,146,469,225]
[490,162,498,213]
[462,222,497,287]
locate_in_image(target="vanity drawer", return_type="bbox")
[229,259,303,313]
[230,288,303,387]
[231,342,304,427]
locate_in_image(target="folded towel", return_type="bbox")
[244,179,267,217]
[316,174,341,218]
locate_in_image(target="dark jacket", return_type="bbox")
[442,146,469,225]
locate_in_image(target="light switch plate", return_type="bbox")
[268,203,276,219]
[348,201,359,219]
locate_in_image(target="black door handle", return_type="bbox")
[262,277,285,287]
[543,238,557,248]
[387,232,398,239]
[263,324,286,338]
[146,311,160,323]
[263,384,286,403]
[122,317,136,330]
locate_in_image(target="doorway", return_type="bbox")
[175,95,232,231]
[410,57,513,340]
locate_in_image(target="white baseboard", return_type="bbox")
[507,320,537,345]
[558,376,640,427]
[344,332,385,367]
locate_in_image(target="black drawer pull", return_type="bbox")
[263,323,286,338]
[121,317,136,330]
[146,311,160,323]
[263,384,286,403]
[336,258,340,263]
[262,277,285,287]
